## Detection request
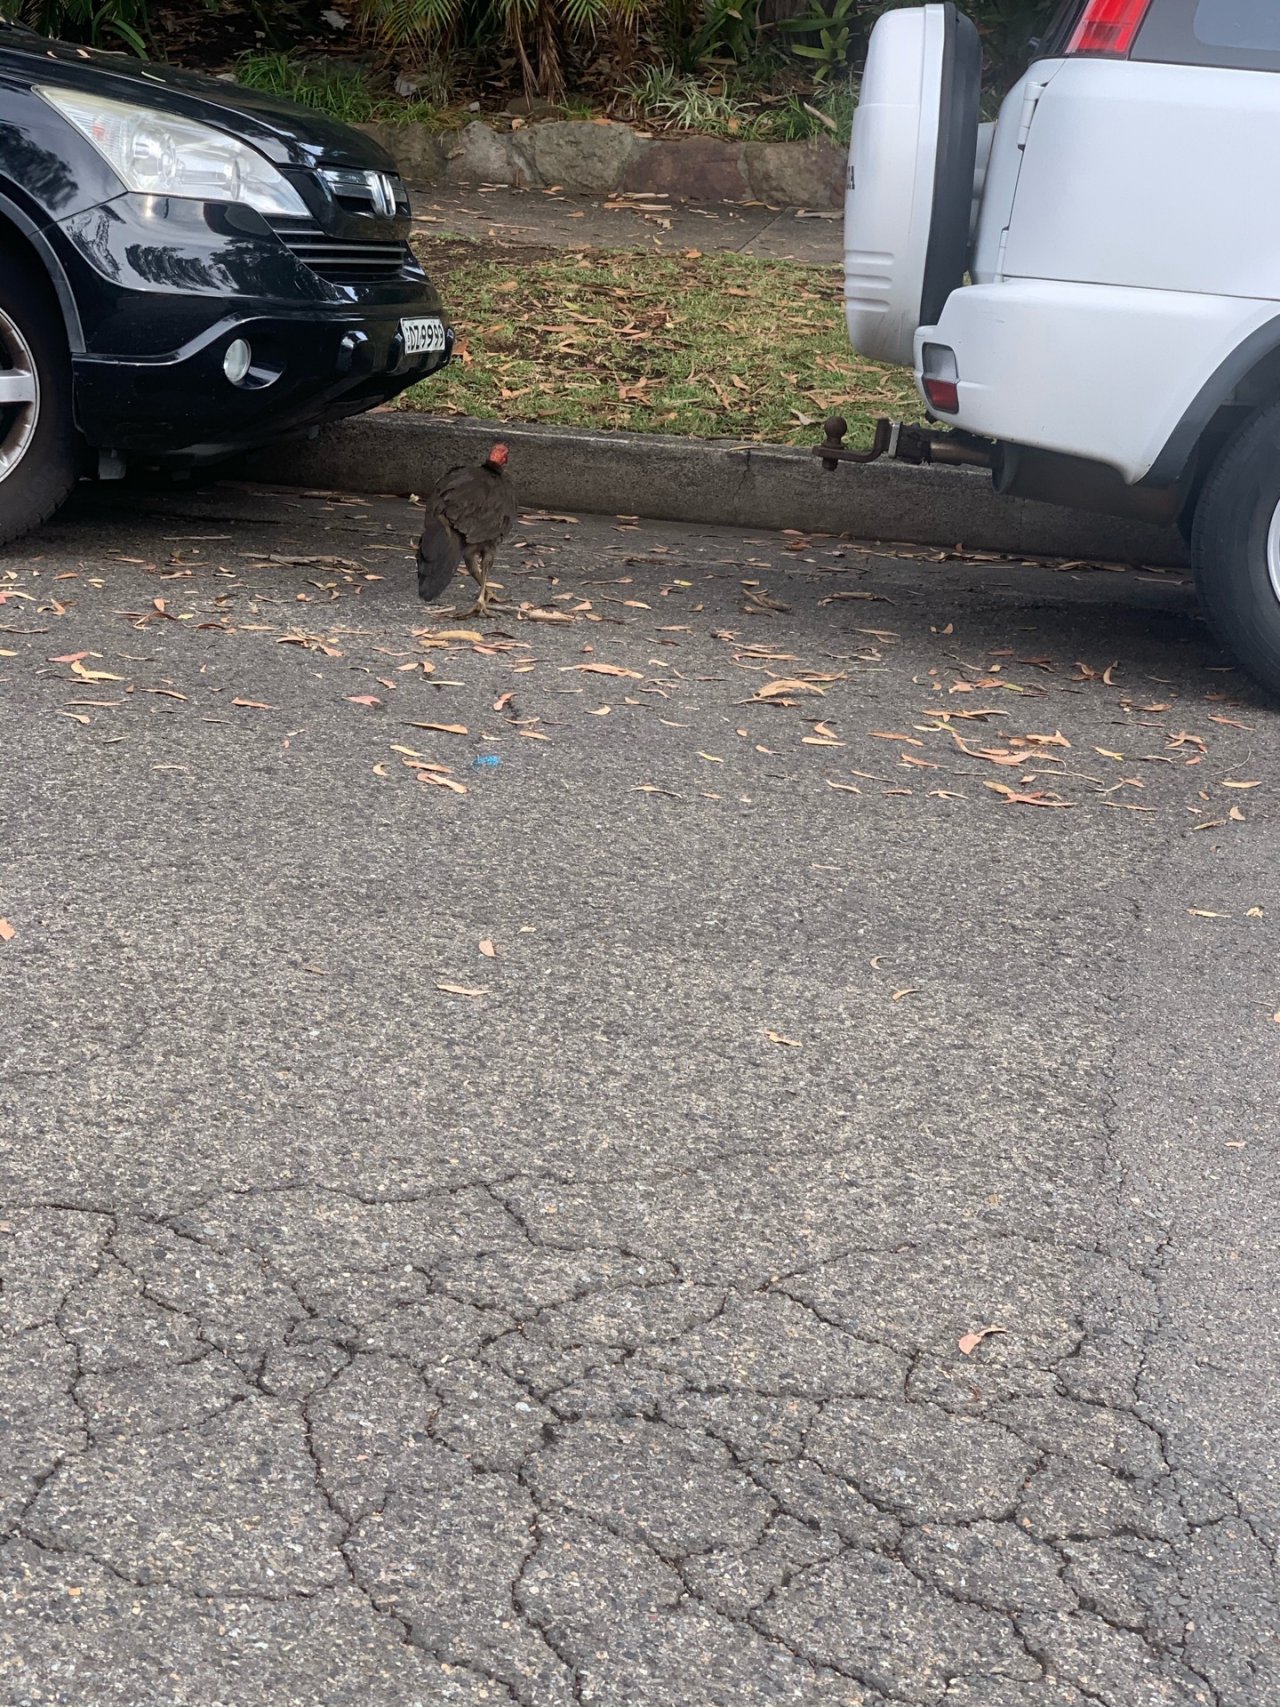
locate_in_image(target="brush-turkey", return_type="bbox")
[416,443,515,617]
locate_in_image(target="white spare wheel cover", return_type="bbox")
[844,3,981,367]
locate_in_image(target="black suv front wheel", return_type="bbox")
[0,257,78,546]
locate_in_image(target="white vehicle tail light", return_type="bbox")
[1067,0,1153,57]
[921,342,959,413]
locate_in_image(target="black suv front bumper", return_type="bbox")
[51,189,451,463]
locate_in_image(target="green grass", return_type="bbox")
[402,245,920,446]
[231,52,856,143]
[232,52,450,129]
[621,66,856,144]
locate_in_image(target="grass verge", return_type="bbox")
[233,54,452,129]
[401,244,920,447]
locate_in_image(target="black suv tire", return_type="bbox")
[1191,399,1280,697]
[0,256,78,547]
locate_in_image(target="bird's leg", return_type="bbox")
[457,546,505,618]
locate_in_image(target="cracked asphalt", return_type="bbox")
[2,478,1279,1706]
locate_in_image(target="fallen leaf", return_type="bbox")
[232,698,275,710]
[70,660,122,683]
[826,780,861,794]
[435,981,488,997]
[418,772,468,794]
[406,721,468,735]
[1223,779,1261,789]
[957,1325,1006,1357]
[765,1031,802,1047]
[0,918,14,943]
[698,752,723,763]
[493,692,515,711]
[575,662,642,679]
[890,988,918,1001]
[870,731,924,747]
[634,783,680,797]
[753,678,825,701]
[1188,909,1231,918]
[345,695,382,708]
[479,939,497,959]
[984,781,1074,808]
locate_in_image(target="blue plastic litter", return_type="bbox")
[472,754,502,770]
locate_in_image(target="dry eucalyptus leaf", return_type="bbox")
[957,1325,1006,1357]
[754,678,824,701]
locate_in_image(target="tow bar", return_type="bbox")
[814,415,995,473]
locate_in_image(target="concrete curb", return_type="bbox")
[248,413,1188,567]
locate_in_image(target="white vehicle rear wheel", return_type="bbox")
[1191,400,1280,696]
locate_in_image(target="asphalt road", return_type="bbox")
[2,480,1278,1706]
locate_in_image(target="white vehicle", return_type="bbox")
[838,0,1280,693]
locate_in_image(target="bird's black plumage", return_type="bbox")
[415,452,515,609]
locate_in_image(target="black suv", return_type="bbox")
[0,24,451,541]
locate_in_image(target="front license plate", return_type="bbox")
[400,316,448,355]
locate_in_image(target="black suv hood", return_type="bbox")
[0,25,395,171]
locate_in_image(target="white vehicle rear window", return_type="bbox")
[1195,0,1280,49]
[1137,0,1280,64]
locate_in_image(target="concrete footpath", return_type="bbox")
[408,180,843,265]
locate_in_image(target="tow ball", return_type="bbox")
[814,415,994,473]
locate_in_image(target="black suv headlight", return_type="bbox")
[36,85,310,219]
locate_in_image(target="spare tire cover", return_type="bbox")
[844,3,981,367]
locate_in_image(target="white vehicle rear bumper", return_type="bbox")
[915,280,1280,485]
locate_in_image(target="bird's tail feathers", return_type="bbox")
[416,516,462,603]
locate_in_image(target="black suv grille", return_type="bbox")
[268,218,419,284]
[319,166,412,220]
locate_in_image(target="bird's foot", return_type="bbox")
[455,591,511,620]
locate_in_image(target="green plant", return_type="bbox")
[233,50,445,126]
[685,0,761,65]
[623,64,759,132]
[776,0,857,83]
[19,0,151,53]
[765,80,854,142]
[350,0,461,59]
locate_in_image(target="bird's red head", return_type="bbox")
[487,443,510,469]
